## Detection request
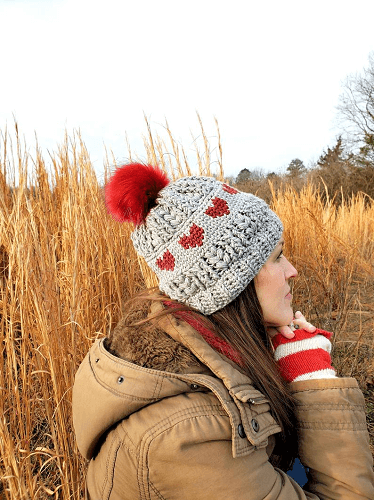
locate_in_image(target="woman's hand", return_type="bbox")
[267,311,317,339]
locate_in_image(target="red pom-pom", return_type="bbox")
[105,163,170,225]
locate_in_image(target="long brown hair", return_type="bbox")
[207,280,298,470]
[125,281,298,471]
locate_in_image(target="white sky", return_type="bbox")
[1,0,373,181]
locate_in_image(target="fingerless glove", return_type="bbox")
[272,328,336,383]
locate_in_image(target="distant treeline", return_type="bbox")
[231,136,374,205]
[231,52,374,205]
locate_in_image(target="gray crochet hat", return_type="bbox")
[105,163,283,315]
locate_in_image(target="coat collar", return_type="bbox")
[151,302,282,454]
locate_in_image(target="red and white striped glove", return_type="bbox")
[272,328,336,383]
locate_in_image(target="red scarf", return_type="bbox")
[163,301,243,366]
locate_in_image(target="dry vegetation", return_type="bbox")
[0,122,373,499]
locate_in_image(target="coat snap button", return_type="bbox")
[251,419,259,432]
[238,424,246,439]
[117,376,125,384]
[190,384,199,390]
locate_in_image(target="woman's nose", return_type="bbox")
[285,258,298,279]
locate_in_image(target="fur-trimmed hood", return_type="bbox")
[103,300,204,374]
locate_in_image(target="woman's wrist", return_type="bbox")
[272,328,336,383]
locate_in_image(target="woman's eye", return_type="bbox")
[277,251,283,260]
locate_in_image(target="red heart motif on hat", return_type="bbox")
[179,224,204,249]
[222,184,238,194]
[205,197,230,218]
[156,250,175,271]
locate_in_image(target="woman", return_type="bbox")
[73,163,374,499]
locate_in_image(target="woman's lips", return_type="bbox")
[285,292,292,300]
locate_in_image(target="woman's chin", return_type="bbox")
[283,308,294,326]
[265,312,294,328]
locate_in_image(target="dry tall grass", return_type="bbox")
[0,122,373,499]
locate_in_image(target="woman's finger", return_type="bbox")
[267,325,295,339]
[292,311,316,332]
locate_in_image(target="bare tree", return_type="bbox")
[336,52,374,160]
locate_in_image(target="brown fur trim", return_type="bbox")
[105,300,200,373]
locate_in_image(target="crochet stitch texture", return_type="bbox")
[132,176,283,315]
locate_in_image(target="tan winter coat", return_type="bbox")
[73,302,374,499]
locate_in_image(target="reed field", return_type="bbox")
[0,122,373,499]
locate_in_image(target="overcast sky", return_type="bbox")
[1,0,373,180]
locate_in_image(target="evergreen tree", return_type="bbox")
[287,158,306,177]
[317,136,346,169]
[236,168,251,184]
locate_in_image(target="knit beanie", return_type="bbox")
[105,163,283,315]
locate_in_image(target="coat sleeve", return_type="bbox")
[139,380,373,500]
[290,377,374,499]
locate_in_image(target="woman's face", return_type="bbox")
[254,237,298,327]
